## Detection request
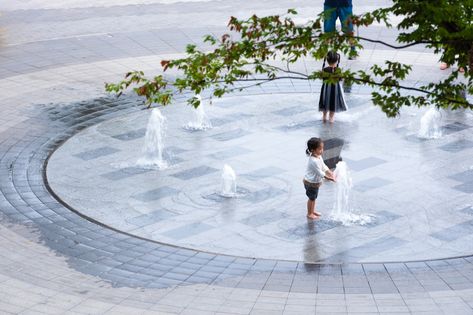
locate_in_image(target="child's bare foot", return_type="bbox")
[313,211,322,217]
[329,118,335,123]
[307,213,318,220]
[440,62,450,70]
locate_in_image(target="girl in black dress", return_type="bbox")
[319,51,348,123]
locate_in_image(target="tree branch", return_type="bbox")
[352,77,470,106]
[354,36,435,49]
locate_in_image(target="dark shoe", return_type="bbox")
[348,49,357,60]
[348,51,358,60]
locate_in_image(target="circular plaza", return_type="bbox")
[1,0,473,314]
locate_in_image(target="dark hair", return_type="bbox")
[306,137,323,156]
[326,50,339,65]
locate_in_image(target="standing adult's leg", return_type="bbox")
[339,5,357,59]
[323,4,337,33]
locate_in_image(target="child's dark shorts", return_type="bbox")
[303,180,321,201]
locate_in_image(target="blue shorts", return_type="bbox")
[323,4,354,33]
[304,183,319,201]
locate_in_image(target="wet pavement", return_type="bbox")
[47,93,473,263]
[1,0,473,314]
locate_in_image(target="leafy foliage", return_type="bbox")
[105,1,472,117]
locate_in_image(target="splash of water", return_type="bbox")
[184,95,212,131]
[335,105,376,123]
[330,161,373,226]
[137,108,168,169]
[418,107,442,139]
[221,164,237,197]
[333,161,352,215]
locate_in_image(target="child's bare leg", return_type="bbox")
[312,199,321,216]
[322,111,327,122]
[307,199,317,219]
[307,199,314,215]
[329,111,335,123]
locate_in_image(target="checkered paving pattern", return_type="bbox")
[47,92,473,263]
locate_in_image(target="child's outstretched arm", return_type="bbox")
[321,160,336,182]
[324,170,336,182]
